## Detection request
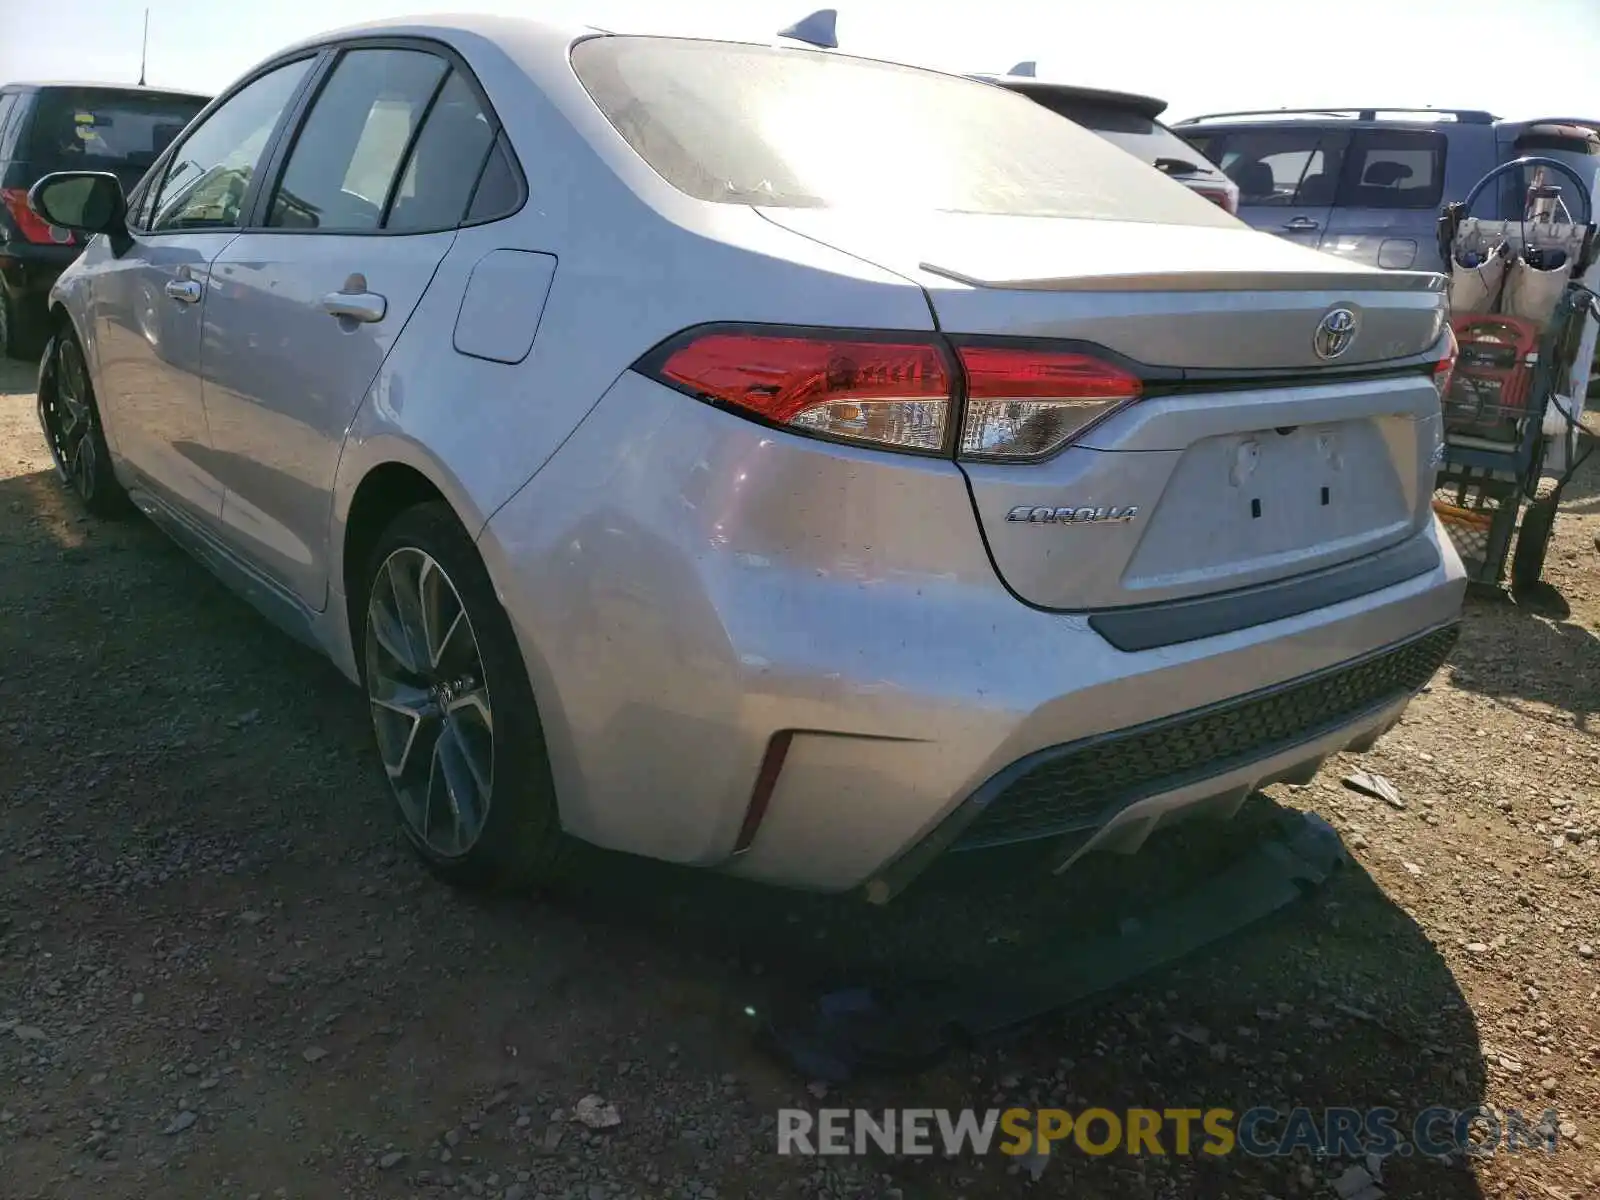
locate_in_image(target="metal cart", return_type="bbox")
[1432,158,1599,592]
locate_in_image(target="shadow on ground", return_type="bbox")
[0,464,1496,1198]
[1445,590,1600,733]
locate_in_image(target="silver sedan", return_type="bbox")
[28,16,1465,900]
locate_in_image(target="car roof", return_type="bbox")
[0,81,211,100]
[977,77,1169,121]
[267,13,973,86]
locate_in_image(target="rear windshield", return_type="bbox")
[22,88,206,172]
[1012,92,1217,179]
[571,37,1237,226]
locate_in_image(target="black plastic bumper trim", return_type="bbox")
[1089,536,1441,653]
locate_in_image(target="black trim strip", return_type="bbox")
[1089,536,1441,652]
[866,622,1459,896]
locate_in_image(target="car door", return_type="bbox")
[1317,127,1448,271]
[1197,126,1351,249]
[86,57,315,524]
[201,45,499,609]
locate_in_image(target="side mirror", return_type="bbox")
[27,171,128,243]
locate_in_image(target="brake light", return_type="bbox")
[1192,186,1239,216]
[957,344,1142,461]
[651,330,953,452]
[639,326,1143,460]
[1,188,72,246]
[1432,324,1459,402]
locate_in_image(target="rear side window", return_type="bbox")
[22,88,206,172]
[572,37,1236,226]
[1338,130,1446,209]
[1204,128,1349,207]
[385,70,498,232]
[465,133,523,223]
[269,48,449,231]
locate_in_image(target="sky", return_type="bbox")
[1,0,1596,123]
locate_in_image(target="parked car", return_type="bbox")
[29,18,1465,900]
[1171,107,1600,272]
[977,74,1240,215]
[0,82,209,358]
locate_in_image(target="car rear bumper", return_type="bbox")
[480,372,1467,894]
[0,240,77,297]
[861,621,1454,901]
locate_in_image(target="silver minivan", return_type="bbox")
[1173,107,1600,273]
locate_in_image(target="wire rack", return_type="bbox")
[1432,460,1524,584]
[1433,495,1493,570]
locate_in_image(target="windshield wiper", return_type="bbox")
[1153,157,1206,176]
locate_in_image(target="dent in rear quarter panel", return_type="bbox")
[476,370,1006,867]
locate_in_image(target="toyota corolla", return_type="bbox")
[27,16,1465,900]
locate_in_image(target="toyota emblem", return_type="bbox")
[1313,307,1359,360]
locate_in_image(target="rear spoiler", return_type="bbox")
[983,77,1168,121]
[917,261,1448,295]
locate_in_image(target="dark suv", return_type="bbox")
[0,82,209,358]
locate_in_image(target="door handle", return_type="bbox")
[1283,216,1321,232]
[321,292,387,323]
[321,272,386,324]
[164,279,202,304]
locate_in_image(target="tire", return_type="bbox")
[1511,497,1557,594]
[0,287,44,361]
[358,500,570,890]
[36,325,129,516]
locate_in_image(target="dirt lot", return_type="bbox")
[2,353,1599,1200]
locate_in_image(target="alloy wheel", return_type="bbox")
[364,547,495,858]
[40,338,99,500]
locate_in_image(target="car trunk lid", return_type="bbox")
[759,208,1448,612]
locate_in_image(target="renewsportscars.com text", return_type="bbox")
[777,1106,1565,1158]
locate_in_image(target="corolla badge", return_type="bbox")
[1006,504,1139,525]
[1312,307,1360,360]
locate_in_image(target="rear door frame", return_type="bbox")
[196,33,518,609]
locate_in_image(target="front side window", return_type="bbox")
[268,48,448,232]
[150,58,313,232]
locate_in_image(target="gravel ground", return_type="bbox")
[2,354,1599,1200]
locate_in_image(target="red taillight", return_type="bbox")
[2,188,72,246]
[641,326,1143,460]
[1193,186,1239,216]
[956,344,1142,461]
[653,330,954,453]
[1432,324,1459,402]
